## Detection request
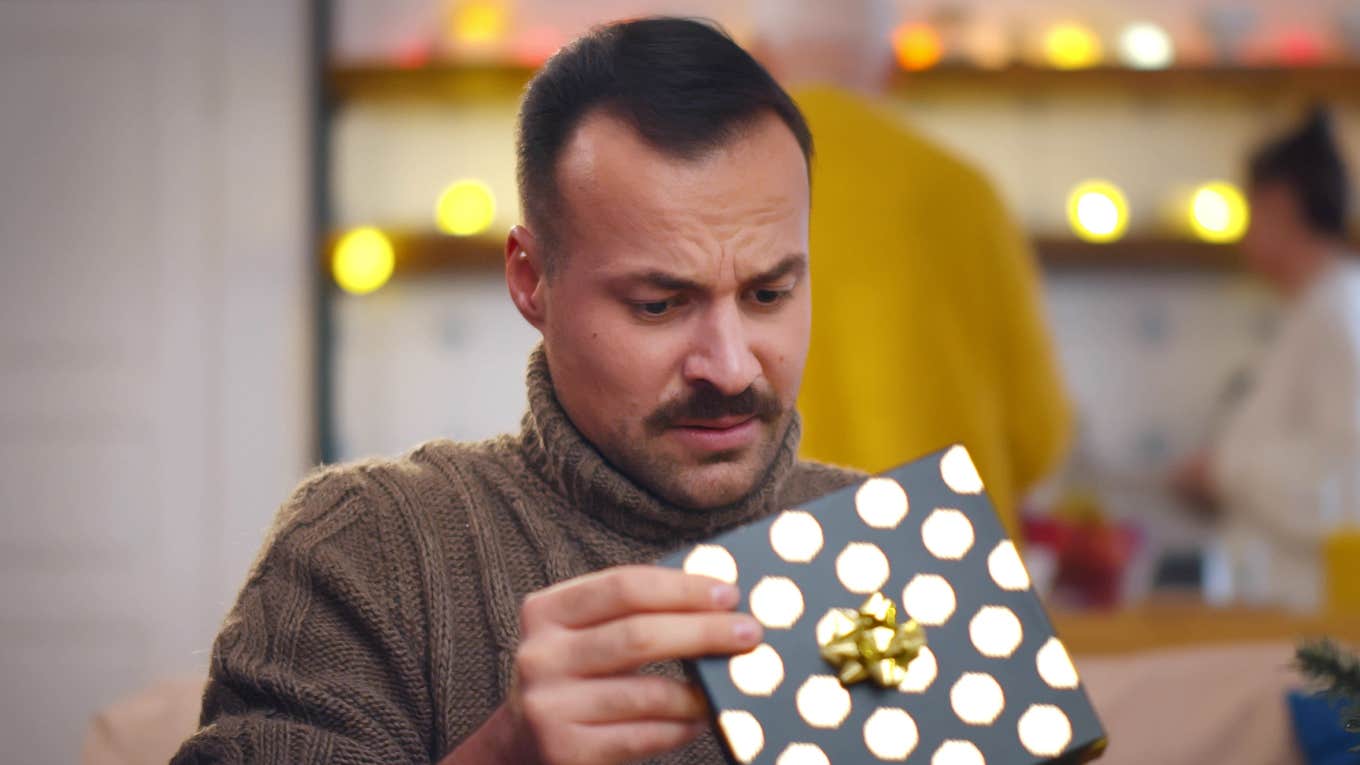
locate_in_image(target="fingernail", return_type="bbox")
[711,583,739,608]
[733,616,761,643]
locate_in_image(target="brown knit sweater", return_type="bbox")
[172,349,862,764]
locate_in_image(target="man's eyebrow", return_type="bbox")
[612,253,808,292]
[613,271,704,292]
[747,253,808,284]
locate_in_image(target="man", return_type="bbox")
[753,0,1072,538]
[1174,108,1359,612]
[173,18,860,765]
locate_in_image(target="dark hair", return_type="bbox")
[515,17,813,273]
[1248,106,1352,238]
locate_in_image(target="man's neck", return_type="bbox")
[1282,238,1343,299]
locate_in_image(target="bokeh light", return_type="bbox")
[1044,23,1103,70]
[894,23,944,71]
[1278,30,1324,66]
[1189,181,1249,243]
[1067,180,1130,243]
[435,179,496,237]
[1118,22,1175,69]
[332,227,395,295]
[450,1,507,47]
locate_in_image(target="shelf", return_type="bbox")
[326,231,505,279]
[321,231,1250,279]
[1035,237,1242,271]
[894,64,1360,100]
[328,62,1360,104]
[329,64,532,103]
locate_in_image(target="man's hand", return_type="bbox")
[442,565,761,765]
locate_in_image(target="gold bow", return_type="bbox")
[818,592,926,687]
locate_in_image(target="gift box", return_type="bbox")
[661,445,1107,764]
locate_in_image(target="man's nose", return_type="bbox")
[681,303,760,397]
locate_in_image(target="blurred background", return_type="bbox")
[3,0,1360,763]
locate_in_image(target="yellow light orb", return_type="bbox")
[1067,180,1130,243]
[893,23,944,71]
[435,179,496,237]
[1189,181,1249,244]
[451,1,507,47]
[1044,23,1103,70]
[1118,22,1175,70]
[332,227,395,295]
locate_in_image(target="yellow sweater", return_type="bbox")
[795,87,1071,537]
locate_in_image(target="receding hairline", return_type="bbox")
[528,104,813,271]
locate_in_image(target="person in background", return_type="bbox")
[1174,108,1357,612]
[751,0,1073,538]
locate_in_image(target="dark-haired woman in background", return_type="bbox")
[1175,108,1357,612]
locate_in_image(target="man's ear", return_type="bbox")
[506,225,548,330]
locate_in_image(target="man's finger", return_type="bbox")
[522,565,738,630]
[569,720,707,765]
[545,676,708,724]
[566,611,762,676]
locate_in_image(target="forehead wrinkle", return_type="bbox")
[556,111,808,287]
[604,195,804,289]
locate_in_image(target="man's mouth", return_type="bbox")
[668,415,761,453]
[672,415,756,430]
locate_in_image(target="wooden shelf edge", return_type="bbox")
[325,231,505,279]
[893,64,1360,99]
[329,64,533,103]
[321,231,1255,278]
[328,62,1360,103]
[1035,238,1243,271]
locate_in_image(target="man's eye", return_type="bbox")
[752,289,788,305]
[635,299,674,317]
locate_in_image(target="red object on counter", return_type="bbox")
[1024,515,1141,610]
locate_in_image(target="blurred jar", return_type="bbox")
[1321,458,1360,615]
[1324,528,1360,613]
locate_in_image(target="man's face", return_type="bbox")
[535,111,811,510]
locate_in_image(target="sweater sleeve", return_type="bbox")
[172,466,434,764]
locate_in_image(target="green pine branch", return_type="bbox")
[1295,639,1360,741]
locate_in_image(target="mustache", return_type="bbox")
[644,384,782,433]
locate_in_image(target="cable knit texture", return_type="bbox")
[172,348,863,764]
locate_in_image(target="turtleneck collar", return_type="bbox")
[516,345,802,545]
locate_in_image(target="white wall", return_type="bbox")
[0,1,311,762]
[335,275,542,457]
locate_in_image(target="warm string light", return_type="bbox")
[332,227,395,295]
[1118,22,1175,69]
[1067,180,1130,244]
[1044,23,1103,69]
[435,179,496,237]
[1189,182,1250,243]
[893,23,944,71]
[449,0,508,48]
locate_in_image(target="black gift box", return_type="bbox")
[661,445,1107,764]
